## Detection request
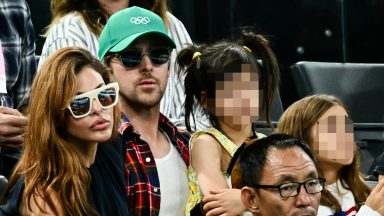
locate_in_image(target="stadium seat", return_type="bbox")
[253,88,283,136]
[290,61,384,123]
[258,89,284,122]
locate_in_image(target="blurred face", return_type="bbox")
[210,64,260,128]
[109,36,170,111]
[242,147,321,216]
[98,0,129,16]
[66,66,114,145]
[311,105,355,165]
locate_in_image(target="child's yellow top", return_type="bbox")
[186,127,265,215]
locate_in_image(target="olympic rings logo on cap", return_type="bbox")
[130,16,150,24]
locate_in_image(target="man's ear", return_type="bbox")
[241,187,260,214]
[200,90,208,109]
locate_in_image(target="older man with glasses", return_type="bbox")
[232,134,322,216]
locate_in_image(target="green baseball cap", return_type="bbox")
[98,6,176,60]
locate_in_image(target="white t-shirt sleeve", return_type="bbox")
[356,205,382,216]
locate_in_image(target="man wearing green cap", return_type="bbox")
[99,6,190,216]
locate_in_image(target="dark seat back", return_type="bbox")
[253,88,283,136]
[0,175,8,196]
[290,61,384,123]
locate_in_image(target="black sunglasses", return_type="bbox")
[116,47,172,68]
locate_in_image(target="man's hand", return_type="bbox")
[0,106,27,148]
[203,188,246,216]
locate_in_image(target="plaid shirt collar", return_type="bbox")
[119,112,190,216]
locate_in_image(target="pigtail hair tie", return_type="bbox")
[243,46,252,53]
[192,51,202,61]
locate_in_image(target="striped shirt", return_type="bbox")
[38,12,99,69]
[39,11,211,131]
[119,112,190,216]
[0,0,36,108]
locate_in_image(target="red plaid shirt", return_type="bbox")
[119,113,190,216]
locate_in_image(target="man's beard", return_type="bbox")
[120,90,163,111]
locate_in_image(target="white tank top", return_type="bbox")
[155,136,189,216]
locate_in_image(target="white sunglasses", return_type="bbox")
[67,82,119,118]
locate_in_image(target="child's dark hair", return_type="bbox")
[177,30,280,132]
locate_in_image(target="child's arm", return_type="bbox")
[191,134,246,215]
[191,134,228,194]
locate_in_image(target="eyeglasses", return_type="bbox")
[67,82,119,118]
[115,47,172,68]
[251,177,325,198]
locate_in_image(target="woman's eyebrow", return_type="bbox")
[76,83,104,95]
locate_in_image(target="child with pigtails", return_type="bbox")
[176,30,280,216]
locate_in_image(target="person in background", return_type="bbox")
[99,7,190,216]
[278,94,384,216]
[0,47,128,216]
[39,0,209,130]
[176,30,280,215]
[38,0,129,68]
[237,134,323,216]
[0,0,36,178]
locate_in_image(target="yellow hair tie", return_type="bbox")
[192,51,202,60]
[243,46,252,53]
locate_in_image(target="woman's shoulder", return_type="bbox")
[20,187,64,216]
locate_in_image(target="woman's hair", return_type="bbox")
[2,47,120,215]
[48,0,107,36]
[177,30,280,132]
[129,0,169,26]
[277,94,370,213]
